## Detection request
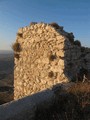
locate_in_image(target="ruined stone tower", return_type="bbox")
[14,22,90,100]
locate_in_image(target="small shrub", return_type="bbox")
[49,22,60,29]
[48,71,54,78]
[12,42,21,52]
[30,22,37,26]
[49,55,57,61]
[14,53,20,60]
[81,46,85,52]
[67,32,74,43]
[74,40,81,47]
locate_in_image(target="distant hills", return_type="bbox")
[0,50,13,54]
[0,50,14,81]
[0,50,14,60]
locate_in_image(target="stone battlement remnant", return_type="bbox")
[14,22,90,99]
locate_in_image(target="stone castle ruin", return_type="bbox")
[13,22,90,100]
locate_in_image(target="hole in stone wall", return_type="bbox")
[48,71,54,78]
[49,55,57,61]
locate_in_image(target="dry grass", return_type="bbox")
[67,82,90,107]
[0,90,13,105]
[35,82,90,120]
[68,82,90,93]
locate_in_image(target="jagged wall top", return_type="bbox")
[16,22,74,45]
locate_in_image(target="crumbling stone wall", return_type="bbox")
[81,47,90,69]
[80,47,90,79]
[14,22,90,99]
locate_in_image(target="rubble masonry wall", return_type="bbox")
[14,23,90,99]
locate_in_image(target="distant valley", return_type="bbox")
[0,50,14,104]
[0,50,14,83]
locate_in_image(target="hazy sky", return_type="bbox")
[0,0,90,50]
